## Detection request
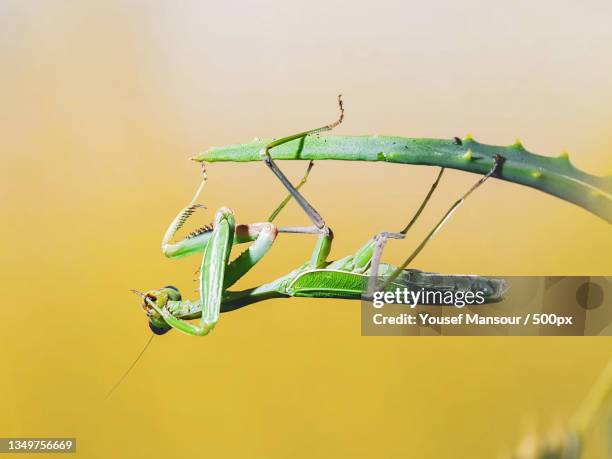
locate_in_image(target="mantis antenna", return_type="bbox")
[105,290,156,400]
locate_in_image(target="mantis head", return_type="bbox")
[134,286,182,335]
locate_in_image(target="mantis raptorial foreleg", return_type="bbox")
[149,207,235,335]
[146,219,284,335]
[161,167,209,257]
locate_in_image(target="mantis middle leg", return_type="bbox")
[258,96,344,268]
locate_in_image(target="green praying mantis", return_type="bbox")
[134,96,611,337]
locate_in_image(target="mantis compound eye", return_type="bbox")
[148,320,171,335]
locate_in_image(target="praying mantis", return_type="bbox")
[135,96,612,337]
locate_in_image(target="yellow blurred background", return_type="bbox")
[1,1,611,457]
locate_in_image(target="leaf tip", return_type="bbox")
[558,151,570,161]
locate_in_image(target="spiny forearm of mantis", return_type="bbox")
[193,135,612,223]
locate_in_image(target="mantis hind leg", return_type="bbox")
[380,155,506,287]
[364,167,445,293]
[399,167,445,235]
[323,167,445,294]
[324,232,405,296]
[355,156,504,294]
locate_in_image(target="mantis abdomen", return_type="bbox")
[277,267,506,303]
